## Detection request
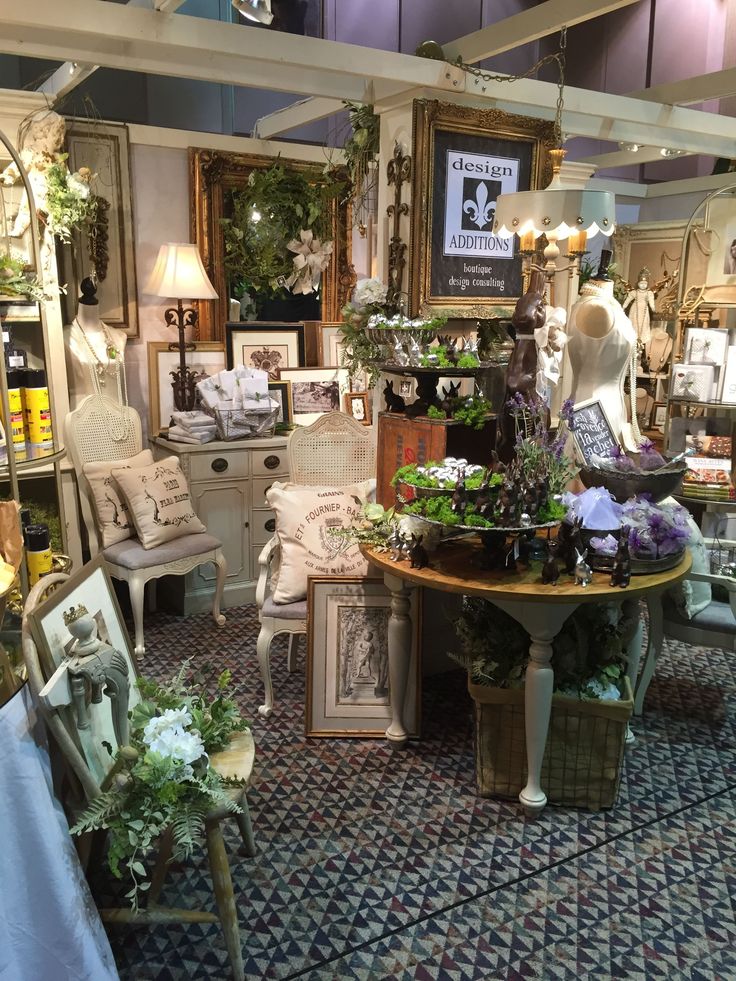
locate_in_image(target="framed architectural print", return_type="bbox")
[147,341,225,434]
[306,577,421,738]
[60,120,139,336]
[279,366,349,425]
[225,322,305,374]
[344,391,370,425]
[410,100,555,318]
[268,380,293,425]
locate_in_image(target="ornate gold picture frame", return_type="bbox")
[190,149,355,341]
[409,100,555,318]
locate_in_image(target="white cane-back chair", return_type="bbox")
[65,395,226,659]
[256,411,376,716]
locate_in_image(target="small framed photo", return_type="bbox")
[147,341,225,434]
[344,391,370,425]
[268,380,293,425]
[306,577,421,738]
[318,322,346,367]
[653,403,667,432]
[279,366,349,425]
[225,322,306,375]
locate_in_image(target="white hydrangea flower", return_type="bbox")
[143,707,192,743]
[67,173,91,199]
[147,726,206,765]
[353,277,388,308]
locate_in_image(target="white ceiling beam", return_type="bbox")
[628,67,736,106]
[578,146,694,169]
[443,0,642,65]
[644,171,736,199]
[1,0,461,104]
[462,74,736,158]
[253,97,345,139]
[35,0,188,105]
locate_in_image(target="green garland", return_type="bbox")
[403,495,565,528]
[221,162,346,303]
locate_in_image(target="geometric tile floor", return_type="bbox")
[98,604,736,980]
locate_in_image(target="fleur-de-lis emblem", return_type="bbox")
[463,181,495,230]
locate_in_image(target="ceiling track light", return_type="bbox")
[232,0,273,26]
[618,141,640,153]
[660,147,685,158]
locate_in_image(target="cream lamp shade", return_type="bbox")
[493,149,616,250]
[144,243,218,300]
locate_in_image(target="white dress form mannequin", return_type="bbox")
[66,279,127,410]
[567,277,638,448]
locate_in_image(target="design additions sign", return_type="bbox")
[410,101,554,318]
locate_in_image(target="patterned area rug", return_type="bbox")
[100,604,736,980]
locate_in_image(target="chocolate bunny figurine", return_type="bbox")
[383,380,406,413]
[610,524,632,588]
[440,381,461,417]
[409,533,429,569]
[496,268,548,463]
[541,540,560,585]
[474,472,494,518]
[451,468,468,517]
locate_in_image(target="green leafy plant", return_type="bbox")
[221,162,345,307]
[449,599,626,696]
[44,156,98,243]
[391,461,497,491]
[341,102,379,228]
[427,405,446,420]
[0,253,44,301]
[452,395,493,430]
[71,662,249,910]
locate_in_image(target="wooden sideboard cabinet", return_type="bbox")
[152,435,289,612]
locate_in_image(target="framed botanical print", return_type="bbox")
[410,100,555,318]
[306,577,421,738]
[279,366,349,425]
[147,341,225,434]
[268,380,293,425]
[344,391,370,425]
[318,322,345,366]
[225,322,305,375]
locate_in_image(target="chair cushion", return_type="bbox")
[261,595,307,620]
[103,532,221,570]
[265,479,375,604]
[111,456,206,549]
[664,595,736,634]
[82,449,154,547]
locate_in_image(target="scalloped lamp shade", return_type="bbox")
[145,243,218,300]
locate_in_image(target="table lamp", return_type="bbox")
[145,243,218,412]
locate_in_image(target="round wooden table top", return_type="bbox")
[362,540,692,605]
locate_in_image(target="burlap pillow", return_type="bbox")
[83,449,154,547]
[266,480,375,604]
[111,456,205,549]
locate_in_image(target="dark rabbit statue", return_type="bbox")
[541,539,560,585]
[610,524,632,588]
[440,381,461,417]
[496,268,547,463]
[556,516,583,574]
[474,473,494,518]
[451,469,468,516]
[408,533,429,569]
[383,379,406,413]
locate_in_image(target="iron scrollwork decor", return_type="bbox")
[409,100,555,318]
[386,142,412,310]
[190,149,356,341]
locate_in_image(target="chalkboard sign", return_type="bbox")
[410,100,554,318]
[571,399,619,463]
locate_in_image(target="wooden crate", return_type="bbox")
[468,677,633,810]
[376,412,496,507]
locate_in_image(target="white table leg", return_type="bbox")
[491,600,579,816]
[384,572,413,746]
[634,591,665,716]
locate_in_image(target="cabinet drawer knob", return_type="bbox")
[264,454,281,470]
[211,458,228,473]
[265,518,276,533]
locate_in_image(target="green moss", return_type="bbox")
[427,405,446,420]
[391,462,500,491]
[452,395,493,431]
[456,352,480,368]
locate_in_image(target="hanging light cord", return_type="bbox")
[453,26,567,146]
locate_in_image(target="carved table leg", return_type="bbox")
[620,596,643,744]
[491,599,579,816]
[384,571,413,746]
[634,591,665,716]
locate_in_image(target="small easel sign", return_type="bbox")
[571,398,618,463]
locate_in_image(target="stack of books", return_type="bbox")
[681,435,735,500]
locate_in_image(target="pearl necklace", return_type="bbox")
[73,317,131,440]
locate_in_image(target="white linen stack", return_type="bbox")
[168,410,218,444]
[196,366,279,437]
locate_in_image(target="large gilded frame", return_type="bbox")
[190,149,356,341]
[410,100,556,318]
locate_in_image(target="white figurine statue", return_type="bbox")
[622,267,656,346]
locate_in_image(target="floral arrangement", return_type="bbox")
[71,662,249,910]
[506,394,579,496]
[449,598,627,699]
[44,155,98,243]
[341,102,379,230]
[0,252,44,301]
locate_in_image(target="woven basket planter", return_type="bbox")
[468,676,633,810]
